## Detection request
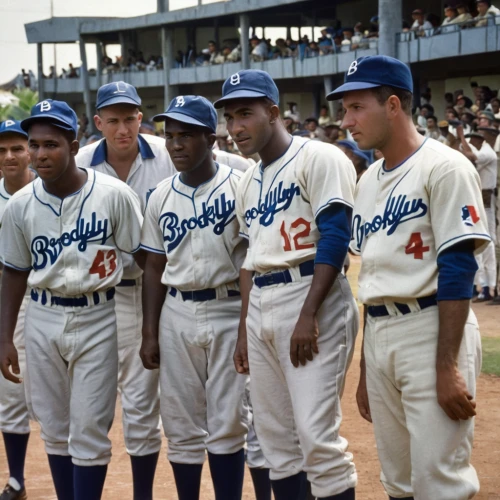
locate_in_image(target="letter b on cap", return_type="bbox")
[230,73,241,86]
[37,101,52,112]
[347,61,358,76]
[175,96,185,107]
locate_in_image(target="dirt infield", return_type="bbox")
[1,256,499,499]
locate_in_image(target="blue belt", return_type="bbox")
[254,260,315,289]
[367,294,437,318]
[117,279,137,287]
[169,287,240,302]
[31,288,115,307]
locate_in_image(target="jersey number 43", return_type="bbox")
[90,249,117,278]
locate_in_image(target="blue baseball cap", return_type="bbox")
[153,95,217,133]
[0,120,28,138]
[21,100,78,136]
[96,81,141,110]
[327,56,413,101]
[214,70,279,109]
[336,140,372,164]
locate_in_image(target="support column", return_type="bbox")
[119,32,126,65]
[323,76,337,120]
[79,36,94,133]
[161,26,176,108]
[96,41,103,89]
[239,14,250,69]
[37,43,44,100]
[378,0,402,57]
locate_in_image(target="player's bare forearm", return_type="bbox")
[0,267,29,383]
[133,248,148,271]
[234,268,253,375]
[140,252,167,370]
[436,299,476,421]
[290,263,339,367]
[356,306,372,422]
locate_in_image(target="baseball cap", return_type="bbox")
[327,55,413,101]
[336,139,372,164]
[0,120,28,138]
[21,99,78,135]
[96,81,141,110]
[214,70,279,109]
[479,110,495,121]
[465,131,486,139]
[153,95,217,133]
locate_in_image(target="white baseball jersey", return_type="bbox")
[213,150,254,172]
[236,136,356,274]
[141,163,245,291]
[76,134,175,279]
[350,138,491,305]
[0,178,11,226]
[0,168,143,296]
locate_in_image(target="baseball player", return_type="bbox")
[216,70,359,500]
[140,95,250,499]
[0,120,35,500]
[328,55,490,500]
[0,100,143,500]
[456,127,498,302]
[76,82,175,499]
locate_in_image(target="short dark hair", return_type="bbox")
[427,115,438,123]
[370,86,413,115]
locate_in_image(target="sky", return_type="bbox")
[0,0,225,84]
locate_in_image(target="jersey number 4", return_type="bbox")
[280,218,315,252]
[90,250,117,278]
[405,233,430,260]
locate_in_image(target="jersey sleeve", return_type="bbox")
[141,189,166,254]
[112,186,144,254]
[0,201,32,270]
[297,143,356,219]
[429,161,491,255]
[235,172,250,240]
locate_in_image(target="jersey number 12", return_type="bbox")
[280,218,315,252]
[90,249,117,278]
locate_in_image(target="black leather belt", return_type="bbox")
[367,294,437,317]
[254,260,315,289]
[31,288,115,307]
[117,279,137,287]
[169,287,240,302]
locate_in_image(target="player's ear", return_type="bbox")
[137,111,143,125]
[94,114,103,132]
[387,95,401,117]
[70,139,80,156]
[206,132,216,150]
[269,104,281,124]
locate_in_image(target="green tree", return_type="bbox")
[0,88,39,122]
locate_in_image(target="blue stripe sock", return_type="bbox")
[2,432,29,490]
[47,454,74,500]
[271,471,308,500]
[130,452,159,500]
[208,449,245,500]
[249,467,272,500]
[170,461,203,500]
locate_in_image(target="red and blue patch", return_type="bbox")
[462,205,480,227]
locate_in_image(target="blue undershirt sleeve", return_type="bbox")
[315,203,352,272]
[437,240,478,301]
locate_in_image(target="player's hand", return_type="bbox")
[0,341,22,384]
[140,333,160,370]
[234,327,249,375]
[290,312,319,367]
[456,124,464,138]
[436,366,476,421]
[356,363,372,423]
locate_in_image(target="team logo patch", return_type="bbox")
[462,205,480,227]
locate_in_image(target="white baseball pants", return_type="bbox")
[245,382,266,469]
[159,293,249,464]
[475,204,497,288]
[246,274,359,498]
[364,306,481,500]
[0,295,30,434]
[24,298,118,466]
[115,284,161,456]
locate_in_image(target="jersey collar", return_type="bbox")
[0,178,9,201]
[90,134,156,166]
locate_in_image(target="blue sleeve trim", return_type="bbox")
[2,261,32,271]
[314,203,352,271]
[140,244,166,255]
[436,233,491,254]
[437,240,478,301]
[315,198,353,219]
[238,232,249,240]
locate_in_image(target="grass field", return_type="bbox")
[481,336,500,376]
